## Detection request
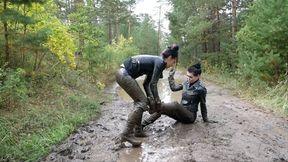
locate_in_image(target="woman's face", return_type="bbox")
[186,71,199,83]
[165,56,177,68]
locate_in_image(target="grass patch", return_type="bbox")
[0,94,101,162]
[0,66,114,161]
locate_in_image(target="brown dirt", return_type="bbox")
[42,72,288,162]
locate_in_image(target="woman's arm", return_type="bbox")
[143,74,153,97]
[199,87,208,121]
[149,64,163,101]
[168,69,183,91]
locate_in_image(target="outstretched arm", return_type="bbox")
[168,69,183,91]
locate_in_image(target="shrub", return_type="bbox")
[0,68,28,109]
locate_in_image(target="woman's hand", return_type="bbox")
[169,68,176,76]
[147,97,161,114]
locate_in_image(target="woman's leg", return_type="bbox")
[116,68,148,146]
[142,102,196,128]
[160,102,196,123]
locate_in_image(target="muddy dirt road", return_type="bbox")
[42,72,288,162]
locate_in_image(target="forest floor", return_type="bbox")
[41,71,288,162]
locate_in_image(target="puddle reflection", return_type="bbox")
[119,147,143,162]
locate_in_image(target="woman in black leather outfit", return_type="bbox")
[142,63,209,128]
[115,44,179,147]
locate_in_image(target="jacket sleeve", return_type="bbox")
[168,74,183,91]
[143,74,153,97]
[199,87,207,117]
[149,63,164,101]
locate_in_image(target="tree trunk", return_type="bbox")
[215,6,220,52]
[33,50,39,71]
[3,0,10,65]
[157,5,161,54]
[202,32,208,53]
[108,20,113,44]
[115,16,119,40]
[231,0,237,36]
[127,19,131,37]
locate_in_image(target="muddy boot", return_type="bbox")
[134,107,148,137]
[142,112,162,128]
[134,125,148,137]
[120,108,143,147]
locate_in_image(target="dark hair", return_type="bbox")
[188,63,201,76]
[161,44,179,59]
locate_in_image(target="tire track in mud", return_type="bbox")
[42,73,288,162]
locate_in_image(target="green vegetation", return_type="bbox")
[168,0,287,114]
[0,0,154,161]
[0,0,287,161]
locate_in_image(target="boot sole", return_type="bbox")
[121,136,142,147]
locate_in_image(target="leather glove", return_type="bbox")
[147,97,161,114]
[155,98,162,110]
[169,68,176,76]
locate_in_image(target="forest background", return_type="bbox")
[0,0,287,161]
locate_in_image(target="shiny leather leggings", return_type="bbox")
[115,68,148,111]
[142,102,196,126]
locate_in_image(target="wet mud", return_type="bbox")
[42,71,288,162]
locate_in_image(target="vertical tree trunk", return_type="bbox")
[22,4,27,67]
[215,6,220,52]
[127,19,131,37]
[231,0,237,36]
[157,5,161,54]
[115,16,119,40]
[202,32,208,53]
[33,50,38,71]
[3,0,10,65]
[108,20,113,44]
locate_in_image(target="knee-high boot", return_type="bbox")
[120,108,143,147]
[141,112,162,128]
[134,107,149,137]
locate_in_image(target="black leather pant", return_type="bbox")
[115,68,148,111]
[116,68,148,137]
[142,102,197,126]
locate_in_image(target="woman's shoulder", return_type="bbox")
[195,80,207,93]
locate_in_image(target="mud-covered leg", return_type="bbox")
[116,68,149,141]
[134,103,149,137]
[160,102,196,123]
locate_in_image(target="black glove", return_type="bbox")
[169,68,176,76]
[147,97,161,114]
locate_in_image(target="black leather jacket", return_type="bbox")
[123,55,166,100]
[168,74,207,113]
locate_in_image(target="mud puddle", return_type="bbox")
[42,71,288,162]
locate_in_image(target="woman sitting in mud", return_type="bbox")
[115,44,179,147]
[142,63,210,128]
